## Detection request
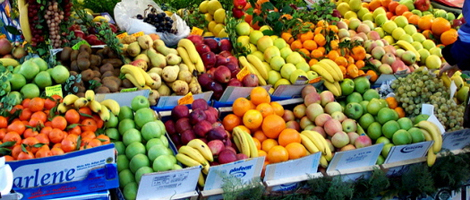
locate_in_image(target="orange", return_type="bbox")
[96,134,111,145]
[365,70,378,82]
[7,121,25,135]
[278,128,301,147]
[285,142,308,160]
[408,15,420,26]
[298,48,311,59]
[256,103,274,117]
[395,107,406,118]
[388,1,399,14]
[329,40,339,50]
[17,151,34,160]
[313,34,326,46]
[40,126,53,136]
[395,4,408,16]
[61,135,78,153]
[303,40,317,51]
[358,69,365,76]
[386,96,398,109]
[3,155,14,161]
[233,97,255,117]
[422,30,433,39]
[309,58,319,66]
[290,40,303,50]
[49,128,65,144]
[381,0,392,7]
[335,56,349,67]
[261,114,286,139]
[78,107,92,121]
[432,17,451,36]
[35,133,50,146]
[327,50,340,61]
[19,108,32,121]
[67,126,82,135]
[44,96,59,110]
[281,32,294,44]
[36,146,52,158]
[270,102,284,116]
[261,138,278,152]
[441,29,458,46]
[253,137,261,150]
[22,137,40,154]
[81,118,98,132]
[347,64,359,78]
[65,109,80,124]
[51,116,67,131]
[23,128,38,138]
[3,131,22,145]
[31,111,47,123]
[267,145,289,163]
[317,47,326,54]
[51,147,65,156]
[258,150,267,158]
[243,109,263,130]
[21,98,31,108]
[316,20,327,27]
[235,125,251,134]
[351,46,366,61]
[314,27,324,35]
[310,49,324,59]
[300,31,314,42]
[0,116,6,128]
[327,25,338,33]
[223,114,241,132]
[81,131,96,139]
[402,11,413,20]
[418,16,433,31]
[368,0,382,11]
[0,129,5,141]
[250,87,271,105]
[356,60,365,69]
[29,97,45,112]
[253,130,267,143]
[11,145,23,159]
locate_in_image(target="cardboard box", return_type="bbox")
[6,144,117,199]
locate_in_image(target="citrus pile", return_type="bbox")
[0,95,110,161]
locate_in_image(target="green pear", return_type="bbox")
[267,70,282,85]
[280,63,296,79]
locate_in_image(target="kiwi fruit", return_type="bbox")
[103,80,119,92]
[101,71,114,79]
[76,92,85,97]
[93,70,101,78]
[103,58,123,68]
[90,66,99,71]
[69,71,78,76]
[70,50,79,61]
[103,76,121,87]
[60,47,72,62]
[95,86,110,94]
[77,51,90,60]
[70,60,79,72]
[113,68,121,76]
[110,76,122,86]
[90,55,102,66]
[77,58,91,71]
[96,49,105,59]
[76,85,86,93]
[102,46,110,55]
[99,63,114,74]
[81,69,94,82]
[122,79,134,88]
[79,44,92,54]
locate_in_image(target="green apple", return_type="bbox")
[20,83,40,99]
[249,30,264,45]
[404,24,417,35]
[425,55,442,69]
[422,39,436,50]
[447,12,456,21]
[399,34,414,44]
[367,98,383,115]
[417,49,430,65]
[267,70,282,85]
[9,73,26,90]
[357,7,370,19]
[257,36,273,52]
[264,46,281,63]
[141,121,163,141]
[346,92,363,104]
[434,10,447,19]
[363,89,380,101]
[374,14,388,26]
[50,65,70,84]
[280,63,296,79]
[296,62,310,72]
[131,95,150,111]
[289,69,308,84]
[359,113,375,129]
[344,102,363,120]
[349,0,362,11]
[306,71,319,81]
[273,38,287,49]
[394,16,408,28]
[236,22,251,36]
[134,108,157,129]
[393,129,411,145]
[360,100,369,114]
[457,86,469,103]
[382,143,395,157]
[372,7,386,19]
[269,55,285,71]
[362,13,374,22]
[392,28,406,40]
[153,155,175,172]
[374,27,385,38]
[353,76,370,94]
[280,46,293,60]
[382,21,398,34]
[348,18,361,30]
[119,106,134,121]
[341,78,355,96]
[7,91,22,105]
[397,117,413,131]
[429,47,442,57]
[286,52,304,65]
[411,41,423,51]
[34,71,53,89]
[274,78,291,89]
[344,11,358,19]
[19,59,39,81]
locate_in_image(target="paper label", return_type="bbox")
[178,92,194,105]
[327,143,384,172]
[442,129,470,151]
[383,141,433,164]
[272,85,305,98]
[136,166,200,199]
[120,87,138,92]
[304,0,318,5]
[203,157,264,191]
[450,80,457,99]
[116,32,128,39]
[236,67,250,81]
[421,104,446,134]
[131,31,144,37]
[157,91,213,109]
[309,77,321,84]
[264,152,321,181]
[72,40,90,50]
[45,84,63,97]
[218,86,271,103]
[190,27,204,36]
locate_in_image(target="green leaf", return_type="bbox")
[0,141,16,148]
[79,112,93,118]
[261,2,274,11]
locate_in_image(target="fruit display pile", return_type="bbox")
[0,0,469,199]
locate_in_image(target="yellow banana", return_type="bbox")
[311,64,335,82]
[179,146,208,166]
[300,134,320,154]
[99,104,110,122]
[177,47,196,73]
[0,58,20,67]
[57,103,68,114]
[74,97,88,109]
[416,121,442,153]
[320,59,343,80]
[176,153,202,167]
[239,56,267,85]
[451,71,464,89]
[311,130,333,161]
[301,131,325,154]
[177,39,200,64]
[187,139,214,162]
[244,131,259,158]
[18,0,32,43]
[136,67,155,87]
[88,100,102,113]
[420,128,433,141]
[317,61,341,81]
[85,90,95,102]
[124,74,143,89]
[395,40,420,61]
[427,148,436,167]
[234,127,251,157]
[440,73,451,88]
[62,94,79,106]
[247,54,268,80]
[121,65,145,87]
[100,99,120,116]
[198,174,205,187]
[320,156,329,168]
[232,131,242,152]
[202,163,210,175]
[323,80,342,97]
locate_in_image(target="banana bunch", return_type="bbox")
[232,126,258,158]
[300,130,333,168]
[451,71,466,89]
[59,90,120,122]
[312,59,343,97]
[415,121,443,167]
[121,64,158,90]
[238,56,267,86]
[395,40,421,62]
[177,39,205,74]
[176,139,213,176]
[18,0,32,43]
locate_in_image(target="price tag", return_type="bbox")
[120,87,138,92]
[72,40,90,50]
[384,141,433,164]
[45,85,63,97]
[309,77,321,84]
[116,32,128,39]
[442,129,470,151]
[131,31,144,37]
[218,86,272,103]
[327,143,383,173]
[178,92,194,105]
[236,67,250,81]
[204,157,264,191]
[190,27,204,36]
[136,166,201,199]
[0,35,6,39]
[264,152,321,181]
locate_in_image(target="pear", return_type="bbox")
[147,49,166,68]
[134,54,150,63]
[178,70,193,83]
[158,83,171,96]
[148,90,160,106]
[154,39,178,55]
[137,35,153,49]
[170,80,189,95]
[162,65,179,82]
[148,67,163,76]
[147,72,162,89]
[166,53,182,65]
[127,42,141,57]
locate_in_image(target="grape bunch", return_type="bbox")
[44,0,64,48]
[391,69,465,131]
[26,0,46,47]
[137,13,177,34]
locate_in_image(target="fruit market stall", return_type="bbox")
[0,0,470,199]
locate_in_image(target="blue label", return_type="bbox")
[400,145,424,153]
[229,165,253,178]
